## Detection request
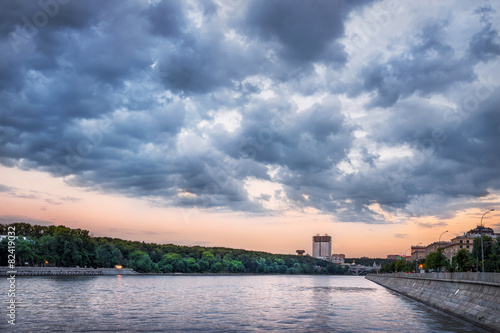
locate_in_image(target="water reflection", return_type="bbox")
[0,275,486,332]
[306,286,377,292]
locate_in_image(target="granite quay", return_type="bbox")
[366,272,500,332]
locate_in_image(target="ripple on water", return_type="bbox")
[0,275,487,332]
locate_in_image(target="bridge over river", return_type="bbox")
[343,262,381,275]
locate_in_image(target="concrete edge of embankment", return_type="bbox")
[385,275,500,287]
[365,274,499,333]
[0,266,138,276]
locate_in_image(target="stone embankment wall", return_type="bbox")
[0,266,138,276]
[366,273,500,332]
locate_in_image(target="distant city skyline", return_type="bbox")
[1,1,500,257]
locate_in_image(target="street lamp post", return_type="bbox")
[480,209,494,273]
[439,230,448,243]
[435,231,448,273]
[403,248,411,270]
[480,242,494,273]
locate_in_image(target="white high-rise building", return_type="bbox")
[312,234,332,260]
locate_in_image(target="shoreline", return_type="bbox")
[0,266,351,277]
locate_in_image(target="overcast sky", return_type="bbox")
[1,0,499,256]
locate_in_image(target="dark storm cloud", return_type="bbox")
[349,12,500,108]
[146,0,186,38]
[243,0,374,65]
[214,96,353,172]
[156,32,259,93]
[355,88,500,213]
[0,0,127,88]
[1,0,499,224]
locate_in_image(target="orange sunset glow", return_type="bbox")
[1,165,498,257]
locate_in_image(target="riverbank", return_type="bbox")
[0,267,345,276]
[366,273,500,332]
[0,266,138,276]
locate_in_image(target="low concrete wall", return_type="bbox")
[393,272,500,284]
[366,273,500,332]
[0,267,101,276]
[0,267,138,276]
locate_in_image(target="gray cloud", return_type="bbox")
[0,215,54,226]
[0,184,13,192]
[348,16,500,108]
[0,184,38,199]
[242,0,364,64]
[394,233,408,239]
[0,0,499,225]
[415,221,448,229]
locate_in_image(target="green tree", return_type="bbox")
[380,261,396,273]
[425,249,448,271]
[186,257,200,272]
[256,257,268,273]
[13,238,37,266]
[164,252,182,264]
[472,236,495,272]
[158,254,175,273]
[198,260,210,272]
[210,262,223,273]
[129,250,154,273]
[487,241,500,272]
[96,243,115,267]
[395,260,407,272]
[201,251,215,265]
[228,260,245,273]
[175,258,190,273]
[453,249,473,272]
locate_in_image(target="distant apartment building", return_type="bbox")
[424,241,451,258]
[443,225,498,261]
[312,234,332,260]
[408,245,443,261]
[331,253,345,264]
[386,254,412,261]
[407,225,499,262]
[386,254,401,260]
[410,245,426,262]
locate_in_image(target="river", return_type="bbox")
[0,275,485,332]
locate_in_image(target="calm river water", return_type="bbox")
[0,275,485,332]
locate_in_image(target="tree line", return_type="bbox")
[379,235,500,273]
[0,223,347,274]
